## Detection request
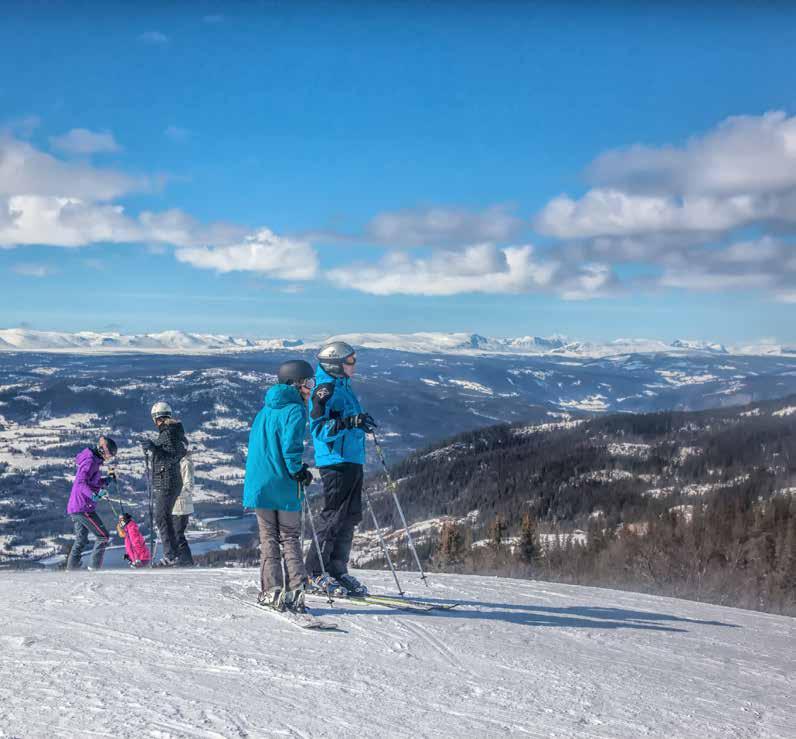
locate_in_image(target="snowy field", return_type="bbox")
[0,570,794,738]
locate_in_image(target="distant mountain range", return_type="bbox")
[0,328,791,358]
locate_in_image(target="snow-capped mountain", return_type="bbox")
[1,569,792,738]
[0,329,303,354]
[0,328,783,357]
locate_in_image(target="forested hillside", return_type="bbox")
[362,397,796,614]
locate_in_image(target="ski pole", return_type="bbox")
[369,431,428,587]
[299,482,334,605]
[144,450,156,565]
[362,484,404,596]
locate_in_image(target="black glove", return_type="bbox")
[290,463,314,486]
[141,440,155,454]
[346,413,378,432]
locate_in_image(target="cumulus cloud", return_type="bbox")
[654,236,796,302]
[0,135,147,201]
[0,135,247,249]
[50,129,120,155]
[531,111,796,302]
[535,189,786,239]
[587,111,796,197]
[536,112,796,240]
[0,196,248,249]
[327,242,615,298]
[363,205,523,247]
[175,229,318,280]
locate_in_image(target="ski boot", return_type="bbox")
[335,573,368,597]
[283,587,308,615]
[308,573,348,598]
[257,588,285,612]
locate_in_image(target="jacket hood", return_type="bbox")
[265,383,303,409]
[76,447,99,465]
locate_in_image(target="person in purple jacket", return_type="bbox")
[65,435,118,571]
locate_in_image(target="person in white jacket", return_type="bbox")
[172,453,195,566]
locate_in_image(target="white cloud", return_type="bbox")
[50,129,120,155]
[0,136,245,249]
[535,112,796,240]
[12,263,56,278]
[364,205,523,247]
[138,31,169,45]
[0,135,147,201]
[327,242,613,298]
[535,189,779,239]
[588,111,796,197]
[652,236,796,301]
[0,196,247,249]
[175,229,318,280]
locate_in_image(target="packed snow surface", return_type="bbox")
[1,569,793,738]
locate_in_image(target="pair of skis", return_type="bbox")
[305,590,458,613]
[221,586,341,631]
[221,585,458,632]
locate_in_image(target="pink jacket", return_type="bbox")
[123,520,151,564]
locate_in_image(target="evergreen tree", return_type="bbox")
[518,511,541,565]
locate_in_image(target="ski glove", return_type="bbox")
[345,413,378,432]
[93,488,109,501]
[290,463,314,486]
[141,440,155,454]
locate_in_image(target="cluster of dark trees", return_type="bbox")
[362,397,796,615]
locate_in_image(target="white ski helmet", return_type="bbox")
[317,341,355,378]
[150,401,173,421]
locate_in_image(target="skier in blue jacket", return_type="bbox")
[306,341,377,597]
[243,360,315,613]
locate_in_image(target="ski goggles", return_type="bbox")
[297,377,316,390]
[343,355,357,366]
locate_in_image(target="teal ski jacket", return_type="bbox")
[243,384,307,511]
[309,365,366,467]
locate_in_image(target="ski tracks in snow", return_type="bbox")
[0,569,794,738]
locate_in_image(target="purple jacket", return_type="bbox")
[66,448,105,515]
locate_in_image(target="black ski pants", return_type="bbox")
[172,514,194,566]
[154,482,181,561]
[305,463,363,578]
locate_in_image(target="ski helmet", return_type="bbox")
[277,359,315,386]
[150,401,173,421]
[317,341,355,378]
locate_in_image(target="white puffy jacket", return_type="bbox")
[173,455,195,516]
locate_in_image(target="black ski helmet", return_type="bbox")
[317,341,355,378]
[277,359,315,385]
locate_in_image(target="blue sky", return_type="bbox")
[1,2,795,343]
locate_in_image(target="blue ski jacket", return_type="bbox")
[309,365,366,467]
[243,384,307,511]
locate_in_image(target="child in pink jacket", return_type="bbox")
[118,513,151,567]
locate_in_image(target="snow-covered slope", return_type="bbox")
[0,328,789,357]
[1,569,793,738]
